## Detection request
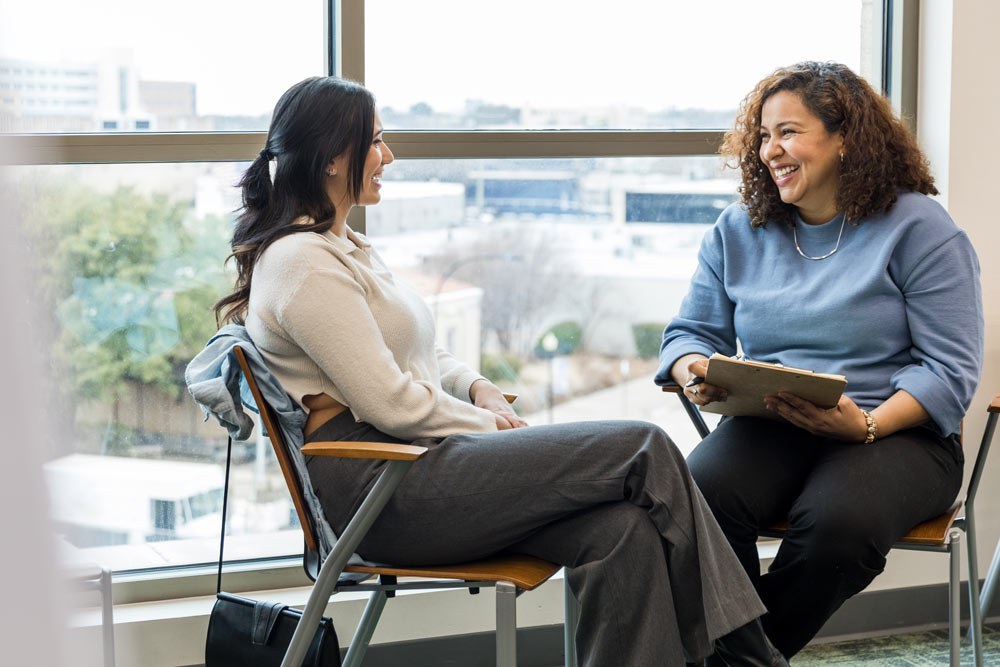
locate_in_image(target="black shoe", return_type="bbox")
[710,619,788,667]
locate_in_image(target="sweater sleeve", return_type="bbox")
[436,347,487,402]
[275,258,497,441]
[889,231,983,436]
[654,224,739,385]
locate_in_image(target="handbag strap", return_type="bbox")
[216,435,234,595]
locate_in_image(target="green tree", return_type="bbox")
[20,175,231,451]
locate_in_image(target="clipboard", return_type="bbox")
[700,353,847,419]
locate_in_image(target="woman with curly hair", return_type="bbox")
[655,61,983,659]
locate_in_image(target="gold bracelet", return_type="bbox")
[861,409,878,444]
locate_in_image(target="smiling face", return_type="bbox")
[759,90,844,224]
[326,110,394,221]
[356,111,393,206]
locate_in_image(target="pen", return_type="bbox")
[684,377,705,388]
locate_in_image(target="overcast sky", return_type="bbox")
[0,0,867,117]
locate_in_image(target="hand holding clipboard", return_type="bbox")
[699,353,847,419]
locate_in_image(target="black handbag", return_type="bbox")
[205,437,341,667]
[205,592,340,666]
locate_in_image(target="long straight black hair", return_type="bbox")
[215,76,376,324]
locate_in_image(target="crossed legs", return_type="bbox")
[307,418,766,666]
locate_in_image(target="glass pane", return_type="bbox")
[367,0,876,130]
[0,0,323,133]
[10,154,732,571]
[9,162,301,571]
[367,156,729,454]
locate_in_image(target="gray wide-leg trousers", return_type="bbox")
[307,417,765,667]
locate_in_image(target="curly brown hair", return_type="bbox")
[721,61,937,228]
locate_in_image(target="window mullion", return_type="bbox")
[339,0,365,83]
[0,133,267,166]
[1,130,724,165]
[385,130,723,159]
[885,0,919,130]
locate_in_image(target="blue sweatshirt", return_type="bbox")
[654,192,983,436]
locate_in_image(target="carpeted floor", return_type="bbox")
[793,623,1000,665]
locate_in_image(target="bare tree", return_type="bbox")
[422,223,575,357]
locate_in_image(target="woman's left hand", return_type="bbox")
[471,380,529,429]
[765,392,869,442]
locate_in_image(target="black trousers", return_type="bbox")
[686,416,963,658]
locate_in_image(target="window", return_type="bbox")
[3,0,890,585]
[370,155,735,446]
[10,162,302,570]
[366,0,878,130]
[0,0,324,133]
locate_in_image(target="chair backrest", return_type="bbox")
[232,345,321,557]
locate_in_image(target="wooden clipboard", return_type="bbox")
[700,353,847,419]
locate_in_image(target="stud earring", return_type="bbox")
[840,152,845,162]
[327,169,336,177]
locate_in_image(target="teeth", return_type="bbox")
[775,165,798,178]
[372,174,381,183]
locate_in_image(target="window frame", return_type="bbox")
[0,0,903,602]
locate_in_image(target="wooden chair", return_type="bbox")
[662,385,999,667]
[233,346,579,667]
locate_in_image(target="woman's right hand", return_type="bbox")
[471,379,528,430]
[673,354,728,406]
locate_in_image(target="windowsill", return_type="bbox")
[109,556,312,605]
[74,568,575,667]
[61,530,304,577]
[73,545,787,667]
[74,540,963,667]
[68,532,981,667]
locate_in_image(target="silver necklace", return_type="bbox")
[793,215,847,260]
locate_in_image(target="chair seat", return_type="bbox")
[346,554,561,591]
[760,502,963,547]
[897,503,963,546]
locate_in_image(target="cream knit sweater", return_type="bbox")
[245,225,497,441]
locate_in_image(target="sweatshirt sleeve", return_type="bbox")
[889,231,983,436]
[654,223,739,385]
[274,254,497,441]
